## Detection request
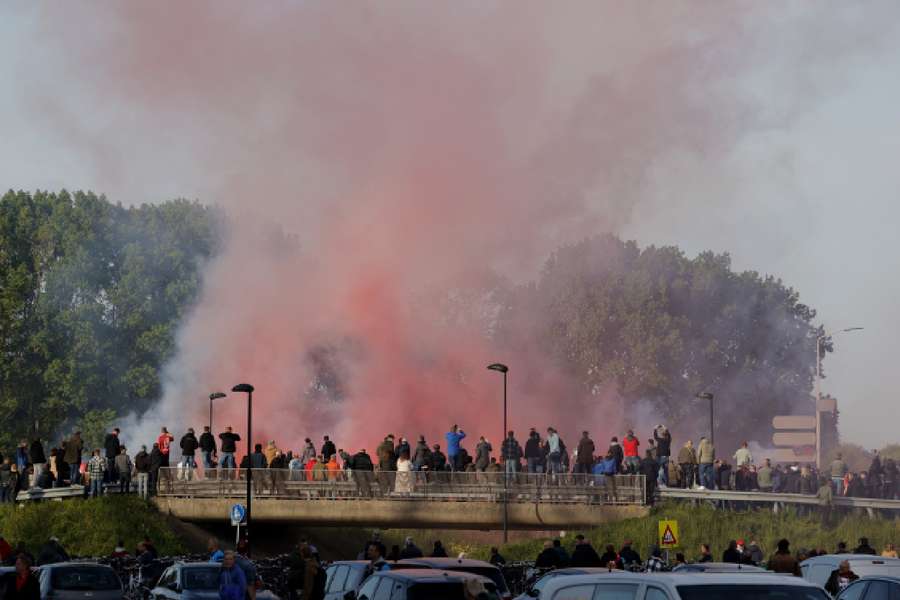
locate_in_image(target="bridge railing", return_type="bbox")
[155,467,645,505]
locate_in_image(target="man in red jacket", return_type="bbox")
[157,427,174,468]
[622,430,640,474]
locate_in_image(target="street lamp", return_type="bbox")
[695,392,714,446]
[208,392,227,433]
[815,327,863,469]
[231,383,254,556]
[487,363,509,543]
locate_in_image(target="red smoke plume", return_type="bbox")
[31,2,771,453]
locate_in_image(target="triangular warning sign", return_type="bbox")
[661,524,677,546]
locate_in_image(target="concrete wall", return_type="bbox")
[153,497,648,530]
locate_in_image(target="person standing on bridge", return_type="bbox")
[412,436,430,471]
[475,437,492,472]
[607,437,624,474]
[698,436,715,489]
[348,448,374,496]
[622,431,640,474]
[157,427,174,468]
[218,426,240,472]
[321,436,336,461]
[180,428,199,478]
[134,445,151,499]
[525,429,543,474]
[678,440,696,489]
[446,425,466,472]
[501,431,522,481]
[830,453,848,496]
[575,431,595,478]
[654,425,672,487]
[199,426,217,474]
[545,427,563,480]
[733,441,753,468]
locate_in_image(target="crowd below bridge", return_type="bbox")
[2,422,899,505]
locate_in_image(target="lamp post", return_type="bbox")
[487,363,509,544]
[695,392,714,446]
[815,327,863,469]
[231,383,254,556]
[208,392,227,433]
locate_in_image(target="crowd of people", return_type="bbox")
[2,422,898,503]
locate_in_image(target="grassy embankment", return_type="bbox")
[376,502,900,563]
[0,495,186,557]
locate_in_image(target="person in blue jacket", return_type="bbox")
[219,551,247,600]
[445,425,466,471]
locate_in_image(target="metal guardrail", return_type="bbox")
[660,487,900,511]
[155,467,646,505]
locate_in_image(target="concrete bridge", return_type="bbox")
[151,469,648,530]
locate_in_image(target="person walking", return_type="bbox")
[445,425,466,471]
[134,445,151,499]
[115,447,133,494]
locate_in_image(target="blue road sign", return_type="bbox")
[230,503,246,526]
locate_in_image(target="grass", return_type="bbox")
[0,495,186,557]
[371,502,900,563]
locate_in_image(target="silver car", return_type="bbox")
[801,555,900,589]
[151,562,280,600]
[537,571,829,600]
[37,562,124,600]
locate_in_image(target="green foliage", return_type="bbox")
[0,495,185,557]
[496,235,824,453]
[80,409,117,452]
[474,502,900,562]
[0,190,220,453]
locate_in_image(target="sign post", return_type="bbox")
[658,520,679,550]
[231,504,246,545]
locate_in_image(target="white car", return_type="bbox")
[538,572,828,600]
[800,555,900,589]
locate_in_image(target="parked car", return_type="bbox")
[37,562,124,600]
[835,576,900,600]
[671,563,765,574]
[353,569,497,600]
[397,557,511,599]
[151,562,280,600]
[324,561,371,600]
[537,571,829,600]
[514,568,615,600]
[801,555,900,589]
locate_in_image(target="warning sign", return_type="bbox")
[658,520,679,549]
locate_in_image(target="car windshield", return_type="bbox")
[50,567,121,591]
[184,567,221,590]
[677,585,830,600]
[408,582,466,600]
[532,573,561,594]
[444,567,508,593]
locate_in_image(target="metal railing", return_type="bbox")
[155,467,645,505]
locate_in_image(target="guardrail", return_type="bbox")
[660,487,900,513]
[155,467,646,505]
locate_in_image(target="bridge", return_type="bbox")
[151,468,648,529]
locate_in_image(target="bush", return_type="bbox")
[0,495,185,557]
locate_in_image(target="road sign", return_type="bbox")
[658,520,679,549]
[772,416,816,430]
[771,448,815,463]
[230,504,246,526]
[773,432,817,446]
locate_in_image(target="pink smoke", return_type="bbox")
[28,2,781,454]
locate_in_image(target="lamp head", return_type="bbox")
[696,392,714,400]
[232,384,255,393]
[487,363,509,374]
[209,392,227,400]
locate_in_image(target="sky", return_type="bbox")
[1,3,898,448]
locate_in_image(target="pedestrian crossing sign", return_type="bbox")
[658,520,679,548]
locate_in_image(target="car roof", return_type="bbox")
[857,576,900,583]
[329,561,371,567]
[398,558,499,569]
[175,562,221,569]
[801,555,900,567]
[541,572,821,595]
[376,569,493,583]
[41,562,113,569]
[673,563,766,572]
